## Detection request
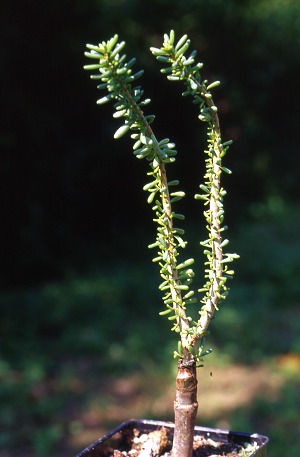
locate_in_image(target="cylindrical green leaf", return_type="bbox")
[206,80,221,90]
[114,124,131,139]
[173,213,185,220]
[171,191,185,198]
[106,34,119,52]
[177,258,195,270]
[175,34,188,51]
[97,94,114,105]
[150,47,168,56]
[83,64,101,70]
[110,41,125,59]
[159,309,172,316]
[84,51,101,59]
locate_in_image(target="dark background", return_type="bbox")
[1,0,299,289]
[1,1,300,456]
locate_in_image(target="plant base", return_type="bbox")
[75,419,269,457]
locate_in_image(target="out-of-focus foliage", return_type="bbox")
[1,206,300,455]
[1,0,299,287]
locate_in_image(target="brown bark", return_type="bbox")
[172,358,198,457]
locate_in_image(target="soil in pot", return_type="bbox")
[76,420,268,457]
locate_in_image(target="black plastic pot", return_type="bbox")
[76,419,269,457]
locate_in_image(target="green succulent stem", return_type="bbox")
[151,31,238,346]
[84,31,238,365]
[84,36,192,355]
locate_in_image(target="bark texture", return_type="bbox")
[172,358,198,457]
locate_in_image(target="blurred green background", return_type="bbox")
[1,0,300,456]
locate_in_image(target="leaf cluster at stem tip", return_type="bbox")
[84,31,239,365]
